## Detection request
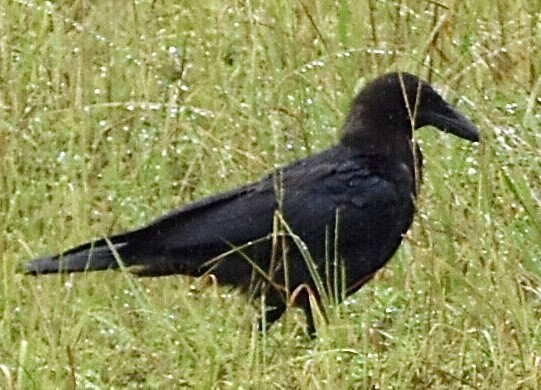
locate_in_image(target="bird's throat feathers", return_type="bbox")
[340,117,414,158]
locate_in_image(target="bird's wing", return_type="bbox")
[126,148,405,268]
[129,179,278,250]
[127,148,338,249]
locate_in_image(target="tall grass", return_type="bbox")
[1,0,540,388]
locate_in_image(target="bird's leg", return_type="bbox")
[301,297,329,338]
[259,301,286,332]
[260,302,319,338]
[302,305,317,338]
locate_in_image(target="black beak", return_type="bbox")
[419,101,480,142]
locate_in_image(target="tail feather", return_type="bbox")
[24,239,128,275]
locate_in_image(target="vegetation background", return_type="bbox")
[1,0,540,388]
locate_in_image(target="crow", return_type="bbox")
[23,72,480,335]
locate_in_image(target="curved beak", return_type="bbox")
[419,101,480,142]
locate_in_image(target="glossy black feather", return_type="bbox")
[23,72,479,335]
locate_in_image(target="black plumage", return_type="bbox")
[23,72,480,335]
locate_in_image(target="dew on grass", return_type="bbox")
[56,151,67,163]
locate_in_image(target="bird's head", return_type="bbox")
[341,72,480,153]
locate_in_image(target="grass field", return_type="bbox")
[1,1,540,388]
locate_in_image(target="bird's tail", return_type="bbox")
[23,236,129,275]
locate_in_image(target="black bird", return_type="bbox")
[24,72,479,335]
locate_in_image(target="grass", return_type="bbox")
[1,0,540,388]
